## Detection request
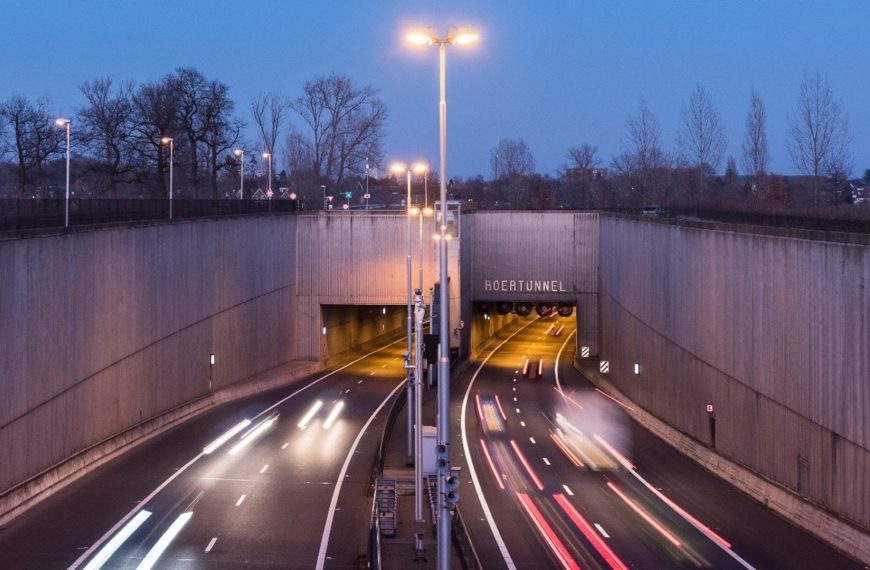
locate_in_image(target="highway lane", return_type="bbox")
[457,316,862,569]
[0,341,408,569]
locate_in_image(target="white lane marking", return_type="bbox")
[235,494,247,507]
[81,510,151,570]
[357,380,363,384]
[72,338,409,570]
[260,464,269,474]
[137,512,193,570]
[520,421,526,427]
[370,371,375,376]
[281,442,289,449]
[204,537,218,553]
[316,380,405,570]
[461,321,539,570]
[562,484,574,496]
[515,408,520,414]
[513,397,518,402]
[529,437,537,444]
[553,328,577,392]
[512,387,516,391]
[543,458,551,466]
[381,364,387,368]
[594,523,610,538]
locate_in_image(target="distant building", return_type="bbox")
[566,167,608,180]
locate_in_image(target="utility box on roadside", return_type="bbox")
[422,425,438,475]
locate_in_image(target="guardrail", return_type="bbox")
[0,198,298,231]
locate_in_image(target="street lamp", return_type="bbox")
[161,137,174,219]
[320,185,327,210]
[407,27,478,569]
[262,151,272,198]
[55,118,71,227]
[234,149,244,199]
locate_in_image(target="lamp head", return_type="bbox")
[412,162,429,174]
[262,152,271,159]
[233,149,243,157]
[161,137,172,144]
[452,32,479,45]
[406,32,433,45]
[55,118,70,127]
[390,162,407,174]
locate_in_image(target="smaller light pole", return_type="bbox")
[365,159,370,210]
[234,149,244,199]
[161,137,174,219]
[262,151,272,195]
[321,185,327,210]
[55,118,71,227]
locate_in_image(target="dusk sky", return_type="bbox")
[2,1,868,179]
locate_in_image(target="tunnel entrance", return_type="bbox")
[320,304,407,364]
[468,300,578,358]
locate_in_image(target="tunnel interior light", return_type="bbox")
[706,404,714,413]
[210,353,216,366]
[322,326,327,335]
[382,307,387,315]
[634,362,640,375]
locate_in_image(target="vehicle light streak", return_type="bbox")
[298,400,324,429]
[494,394,508,421]
[480,439,505,490]
[592,435,635,470]
[515,493,580,570]
[538,359,544,377]
[510,439,544,491]
[555,325,565,336]
[554,387,584,410]
[606,482,681,547]
[136,511,193,570]
[545,324,555,335]
[594,388,636,412]
[475,393,484,425]
[229,417,276,455]
[549,432,584,467]
[522,359,530,376]
[322,401,344,429]
[203,419,251,454]
[82,510,152,570]
[554,493,629,570]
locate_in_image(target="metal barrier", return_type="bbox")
[452,505,484,570]
[0,198,297,231]
[367,491,381,570]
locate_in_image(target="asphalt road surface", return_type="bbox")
[0,341,408,569]
[455,316,863,570]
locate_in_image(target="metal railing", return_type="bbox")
[0,198,298,231]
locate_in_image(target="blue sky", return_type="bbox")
[1,1,867,179]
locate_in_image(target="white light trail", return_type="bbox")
[297,401,324,430]
[235,494,246,507]
[202,419,251,454]
[82,510,151,570]
[228,417,276,455]
[323,401,345,429]
[594,523,610,538]
[136,511,193,570]
[562,484,574,496]
[204,537,217,553]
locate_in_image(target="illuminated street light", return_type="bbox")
[407,26,478,569]
[161,137,173,219]
[233,149,244,199]
[55,118,71,227]
[262,152,272,200]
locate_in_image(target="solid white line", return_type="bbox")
[461,319,540,570]
[315,380,405,570]
[235,494,246,507]
[553,329,577,392]
[81,510,151,570]
[594,523,610,538]
[260,464,269,474]
[204,537,218,553]
[543,458,551,466]
[562,484,574,496]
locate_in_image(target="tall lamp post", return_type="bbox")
[55,118,71,227]
[407,28,478,570]
[161,137,174,219]
[262,151,273,197]
[234,149,245,199]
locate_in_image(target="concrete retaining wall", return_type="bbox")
[597,215,869,532]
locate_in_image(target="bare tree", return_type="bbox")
[199,79,241,198]
[677,85,726,187]
[77,77,139,197]
[175,67,208,197]
[131,75,180,197]
[788,71,851,205]
[566,144,599,171]
[251,92,289,181]
[490,138,535,179]
[0,95,63,198]
[611,99,669,204]
[291,74,386,186]
[741,89,769,179]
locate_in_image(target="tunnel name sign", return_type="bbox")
[483,279,567,293]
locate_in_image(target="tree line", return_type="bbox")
[0,68,386,204]
[483,72,859,210]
